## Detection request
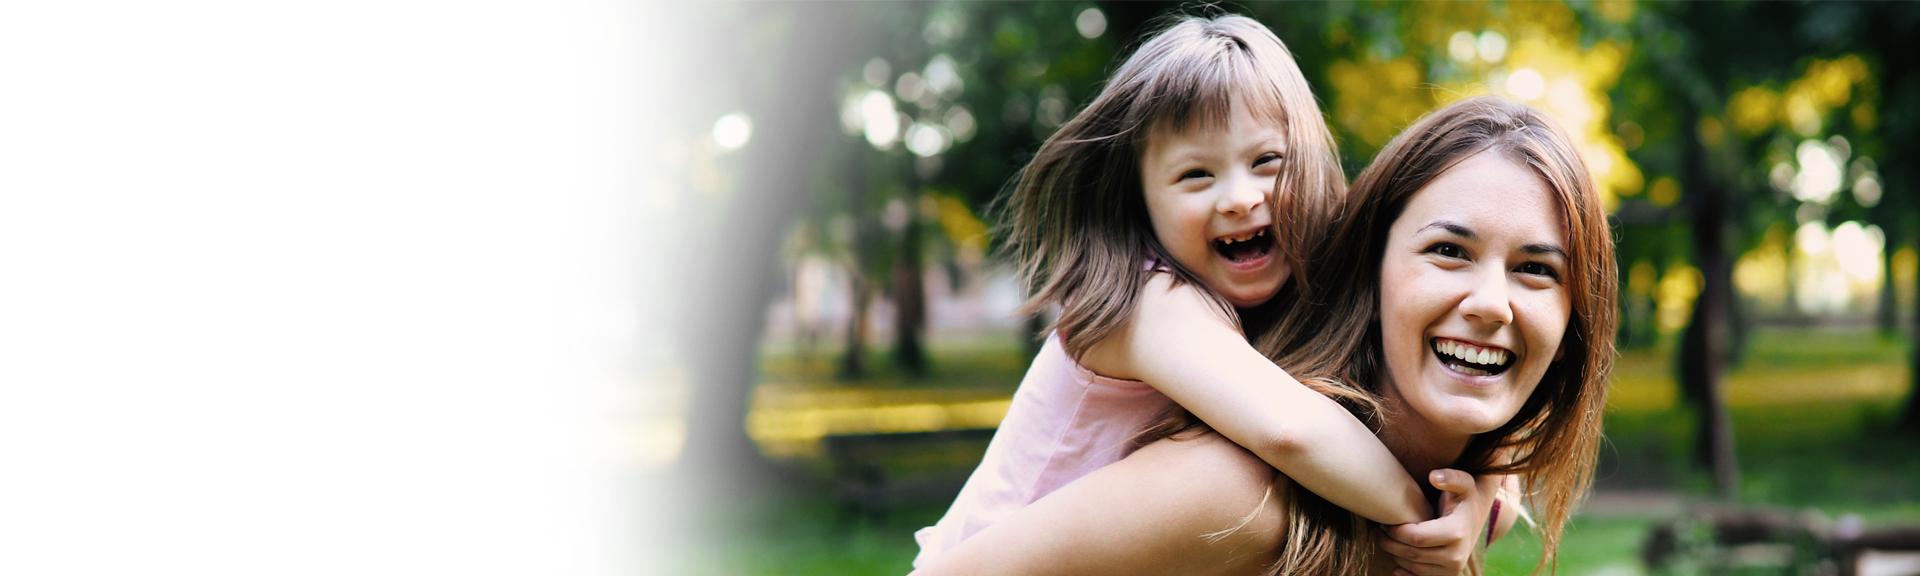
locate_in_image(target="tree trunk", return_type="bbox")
[892,196,929,376]
[679,3,862,496]
[1902,238,1920,432]
[840,154,874,380]
[1677,103,1740,500]
[1879,239,1899,337]
[841,267,871,379]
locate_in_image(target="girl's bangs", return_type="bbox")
[1134,42,1292,142]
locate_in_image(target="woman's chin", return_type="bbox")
[1432,400,1518,436]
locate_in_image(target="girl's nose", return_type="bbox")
[1217,172,1270,216]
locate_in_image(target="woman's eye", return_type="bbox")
[1179,169,1211,181]
[1426,243,1466,259]
[1518,262,1561,280]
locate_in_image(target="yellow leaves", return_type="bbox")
[1328,56,1432,149]
[1797,55,1868,110]
[1734,225,1791,309]
[1507,0,1578,39]
[1730,54,1874,137]
[1852,101,1878,132]
[1656,263,1702,335]
[1729,87,1780,136]
[928,192,988,253]
[1698,116,1727,149]
[1607,150,1644,200]
[1628,260,1658,300]
[1896,247,1918,311]
[1781,55,1868,136]
[1594,0,1636,24]
[1648,176,1681,207]
[1583,41,1626,87]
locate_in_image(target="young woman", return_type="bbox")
[915,96,1618,575]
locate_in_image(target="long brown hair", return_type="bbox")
[1150,96,1617,574]
[997,13,1345,356]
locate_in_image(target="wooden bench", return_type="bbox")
[1642,506,1920,575]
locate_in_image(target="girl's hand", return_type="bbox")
[1376,469,1498,576]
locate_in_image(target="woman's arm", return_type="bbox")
[912,433,1287,576]
[1082,274,1430,525]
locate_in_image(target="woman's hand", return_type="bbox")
[1376,469,1499,576]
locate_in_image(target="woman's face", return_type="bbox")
[1377,150,1572,438]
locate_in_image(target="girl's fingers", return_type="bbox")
[1429,469,1478,509]
[1375,533,1452,568]
[1383,512,1470,548]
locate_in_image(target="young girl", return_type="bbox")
[915,14,1488,569]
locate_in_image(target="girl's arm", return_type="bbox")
[1083,274,1430,525]
[912,433,1287,576]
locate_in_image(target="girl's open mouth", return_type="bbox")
[1212,228,1273,263]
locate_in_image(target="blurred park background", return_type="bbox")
[641,2,1920,574]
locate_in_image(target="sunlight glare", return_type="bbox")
[711,112,751,151]
[861,90,900,149]
[1792,139,1843,204]
[1506,68,1545,100]
[1449,31,1477,62]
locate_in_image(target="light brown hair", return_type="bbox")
[998,13,1346,356]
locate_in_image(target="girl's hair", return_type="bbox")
[1147,96,1618,575]
[999,13,1345,356]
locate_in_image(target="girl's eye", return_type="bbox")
[1179,169,1211,181]
[1517,262,1562,280]
[1426,243,1466,259]
[1253,152,1282,168]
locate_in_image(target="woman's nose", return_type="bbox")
[1460,266,1514,326]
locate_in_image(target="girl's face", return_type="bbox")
[1138,103,1289,308]
[1378,150,1572,439]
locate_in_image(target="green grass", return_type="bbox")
[730,328,1919,575]
[1488,516,1655,575]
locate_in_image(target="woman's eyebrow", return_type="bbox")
[1417,220,1473,238]
[1523,243,1568,260]
[1419,219,1569,259]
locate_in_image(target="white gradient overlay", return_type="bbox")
[1,1,667,574]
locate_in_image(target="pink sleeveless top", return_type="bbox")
[912,331,1173,568]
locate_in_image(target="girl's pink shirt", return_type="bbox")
[912,331,1173,568]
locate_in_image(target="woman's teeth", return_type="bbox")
[1433,339,1512,375]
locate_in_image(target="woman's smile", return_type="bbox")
[1429,337,1514,379]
